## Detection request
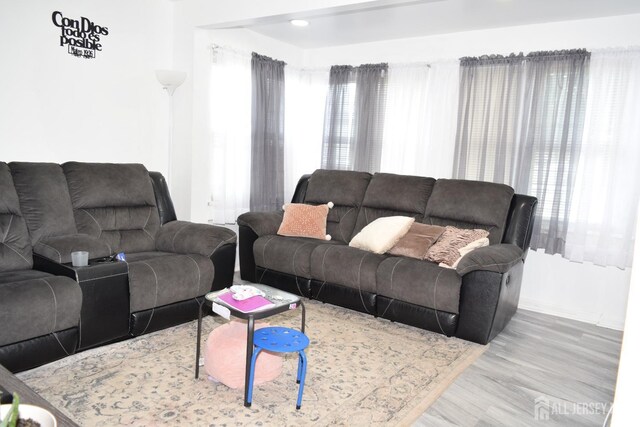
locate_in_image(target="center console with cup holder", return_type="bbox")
[34,254,130,350]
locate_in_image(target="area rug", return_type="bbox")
[18,300,487,426]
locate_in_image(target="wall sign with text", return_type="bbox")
[52,11,109,59]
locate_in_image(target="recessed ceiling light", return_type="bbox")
[290,19,309,27]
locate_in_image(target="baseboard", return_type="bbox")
[519,297,625,331]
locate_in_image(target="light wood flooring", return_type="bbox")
[416,309,623,426]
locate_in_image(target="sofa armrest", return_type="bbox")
[34,234,112,264]
[155,220,237,257]
[237,211,283,237]
[456,243,523,276]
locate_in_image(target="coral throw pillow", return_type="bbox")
[349,216,415,254]
[204,321,282,389]
[426,226,489,266]
[277,203,333,240]
[387,223,445,259]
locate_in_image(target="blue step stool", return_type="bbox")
[247,326,310,410]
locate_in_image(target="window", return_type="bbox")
[321,81,356,169]
[321,64,388,172]
[454,50,590,255]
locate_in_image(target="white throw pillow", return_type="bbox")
[349,216,415,254]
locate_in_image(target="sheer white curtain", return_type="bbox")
[565,48,640,268]
[380,64,429,175]
[380,61,459,178]
[209,47,252,224]
[284,67,328,201]
[423,61,460,178]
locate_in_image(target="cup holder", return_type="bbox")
[91,256,119,265]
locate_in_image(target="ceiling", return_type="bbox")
[210,0,640,49]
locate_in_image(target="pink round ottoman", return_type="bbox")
[204,320,283,389]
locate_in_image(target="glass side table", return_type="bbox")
[195,283,305,407]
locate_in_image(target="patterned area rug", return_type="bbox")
[19,300,486,426]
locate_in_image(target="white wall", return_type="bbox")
[303,13,640,66]
[521,251,631,330]
[300,13,640,330]
[612,205,640,425]
[0,0,172,175]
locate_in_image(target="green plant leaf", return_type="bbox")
[7,393,19,427]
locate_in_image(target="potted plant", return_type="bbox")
[0,393,19,427]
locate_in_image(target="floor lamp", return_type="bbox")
[155,69,186,188]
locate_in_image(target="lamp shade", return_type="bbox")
[155,70,187,95]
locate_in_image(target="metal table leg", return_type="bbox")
[244,315,255,407]
[195,301,203,379]
[300,301,306,333]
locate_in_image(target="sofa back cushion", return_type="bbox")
[351,173,436,239]
[424,179,514,244]
[303,170,371,243]
[0,162,33,272]
[63,162,160,253]
[9,162,78,244]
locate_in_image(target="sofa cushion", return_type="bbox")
[237,211,284,237]
[34,234,112,264]
[303,170,371,243]
[455,243,523,275]
[125,251,175,262]
[0,162,33,272]
[155,220,237,257]
[253,235,342,279]
[0,275,82,346]
[63,162,161,253]
[352,173,436,238]
[424,179,515,244]
[0,269,51,285]
[349,216,415,254]
[9,162,78,244]
[127,252,215,312]
[309,245,387,294]
[376,257,462,314]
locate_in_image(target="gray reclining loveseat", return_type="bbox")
[0,162,236,372]
[0,163,81,373]
[238,170,537,344]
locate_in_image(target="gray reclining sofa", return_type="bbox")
[0,162,236,372]
[238,170,537,344]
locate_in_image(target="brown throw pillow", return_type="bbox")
[277,203,332,240]
[387,223,445,259]
[426,226,489,266]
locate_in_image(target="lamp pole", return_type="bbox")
[155,70,186,189]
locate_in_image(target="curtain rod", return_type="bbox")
[211,44,328,71]
[389,61,431,68]
[211,43,251,56]
[589,46,640,53]
[287,65,330,72]
[210,44,460,69]
[210,44,640,70]
[210,44,438,69]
